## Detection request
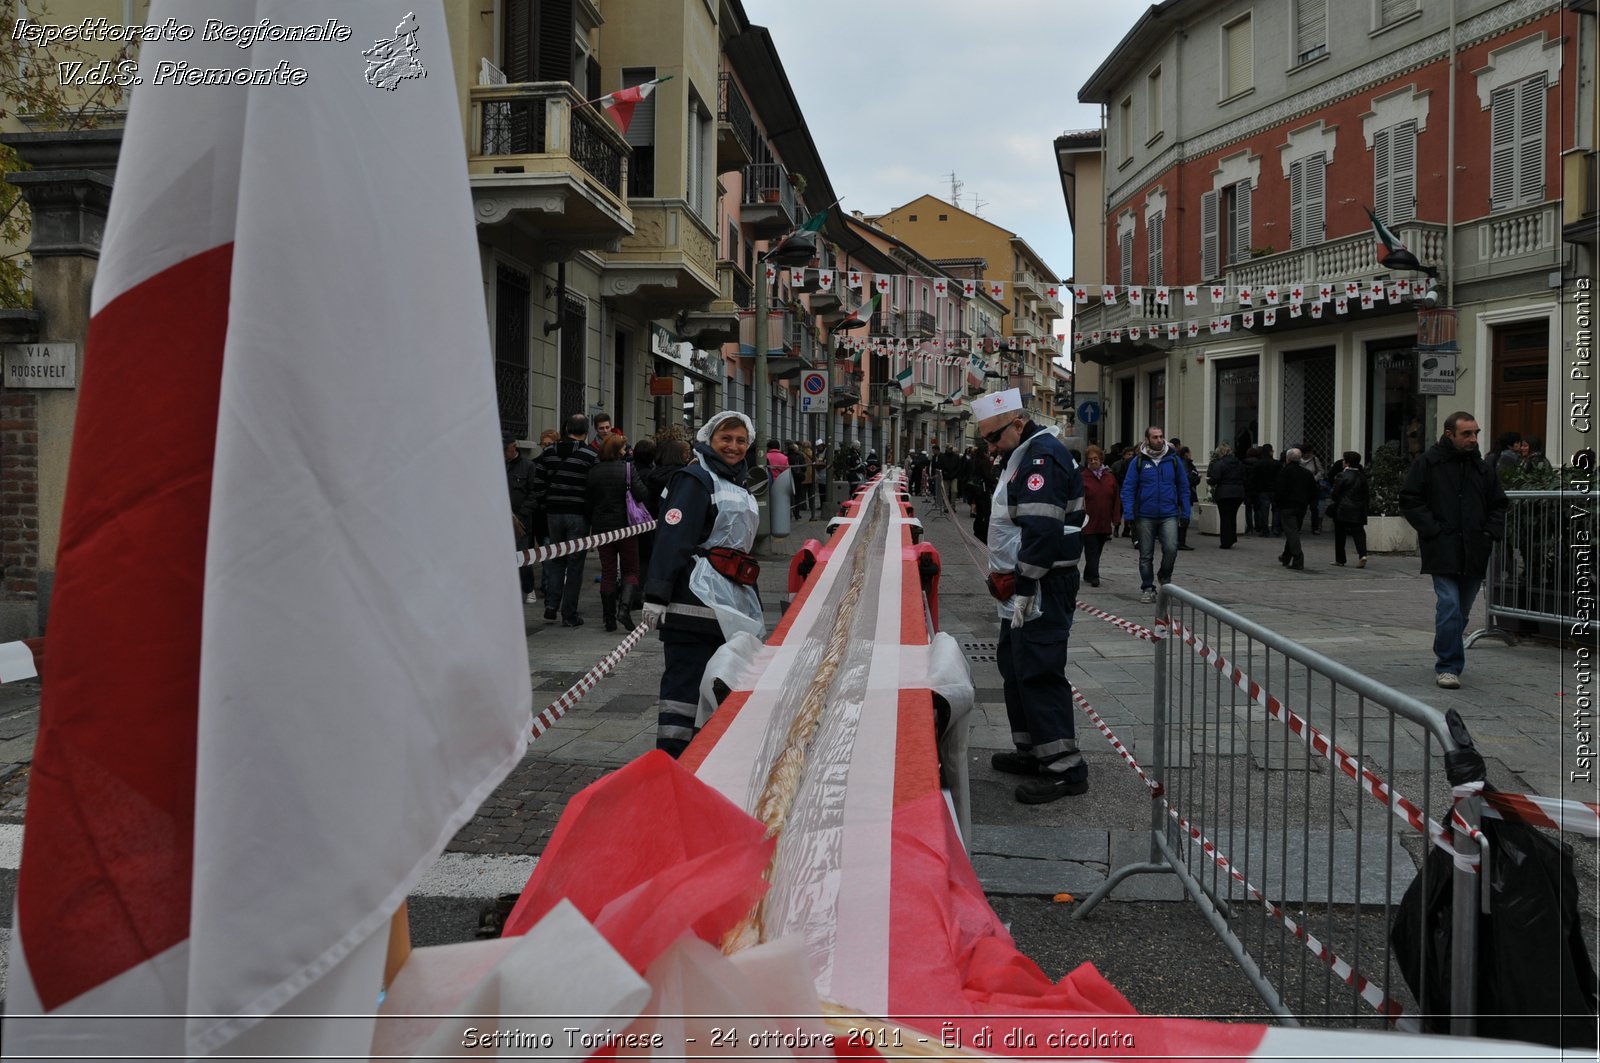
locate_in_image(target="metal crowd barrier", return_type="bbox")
[1075,584,1486,1035]
[1467,489,1594,648]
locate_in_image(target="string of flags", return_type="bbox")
[758,264,1058,306]
[1066,277,1430,350]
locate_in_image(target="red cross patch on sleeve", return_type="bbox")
[1026,473,1045,492]
[664,508,683,525]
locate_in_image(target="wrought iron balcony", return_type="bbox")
[742,161,798,237]
[906,309,936,337]
[716,73,755,174]
[468,82,631,247]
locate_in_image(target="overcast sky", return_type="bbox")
[749,0,1145,285]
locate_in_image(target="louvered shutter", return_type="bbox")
[1233,181,1252,262]
[1120,230,1133,286]
[1148,211,1164,286]
[1225,18,1253,98]
[535,0,572,83]
[1295,0,1326,61]
[1288,159,1306,249]
[1517,75,1545,206]
[687,101,704,215]
[1201,190,1218,279]
[621,69,656,149]
[504,0,532,82]
[1390,121,1416,220]
[1302,154,1325,247]
[1373,126,1392,223]
[1380,0,1418,23]
[1490,83,1517,209]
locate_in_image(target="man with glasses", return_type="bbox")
[1120,425,1191,604]
[1399,411,1507,690]
[977,389,1090,803]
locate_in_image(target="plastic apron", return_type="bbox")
[985,425,1061,622]
[687,470,765,640]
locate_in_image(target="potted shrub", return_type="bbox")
[1362,442,1416,552]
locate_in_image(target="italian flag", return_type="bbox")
[600,74,671,137]
[896,365,915,396]
[838,292,878,328]
[1365,204,1406,263]
[6,4,532,1056]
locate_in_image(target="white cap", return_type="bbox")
[696,409,755,444]
[977,388,1024,419]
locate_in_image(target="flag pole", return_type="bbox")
[573,74,674,111]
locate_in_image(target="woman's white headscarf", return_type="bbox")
[696,410,755,444]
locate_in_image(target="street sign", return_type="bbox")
[1417,353,1457,396]
[3,343,75,389]
[800,370,827,413]
[1077,400,1101,424]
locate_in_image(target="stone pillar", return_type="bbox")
[0,129,120,638]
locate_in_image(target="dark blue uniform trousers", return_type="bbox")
[656,629,723,757]
[997,569,1087,781]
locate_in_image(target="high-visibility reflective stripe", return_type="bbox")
[1014,503,1068,520]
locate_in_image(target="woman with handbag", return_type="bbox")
[643,410,763,757]
[585,433,648,631]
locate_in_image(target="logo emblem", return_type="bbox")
[664,508,683,525]
[364,12,427,90]
[1026,473,1044,492]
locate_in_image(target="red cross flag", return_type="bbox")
[933,278,948,298]
[1127,287,1143,305]
[848,270,864,289]
[988,280,1005,299]
[1183,285,1198,305]
[875,275,891,295]
[1045,284,1059,299]
[1154,286,1170,305]
[1074,286,1088,303]
[1101,284,1117,304]
[963,281,977,297]
[818,270,834,289]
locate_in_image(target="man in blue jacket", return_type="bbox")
[977,388,1089,803]
[1120,425,1191,604]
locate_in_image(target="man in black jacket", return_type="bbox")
[532,414,599,626]
[1399,411,1509,689]
[505,432,538,601]
[1273,448,1319,570]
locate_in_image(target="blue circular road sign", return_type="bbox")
[1077,401,1102,424]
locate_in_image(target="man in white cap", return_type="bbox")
[976,389,1090,803]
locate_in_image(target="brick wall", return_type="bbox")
[0,392,39,599]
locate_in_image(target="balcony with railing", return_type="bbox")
[807,268,842,313]
[600,199,720,311]
[679,260,743,347]
[906,309,936,337]
[1223,222,1446,293]
[741,161,799,237]
[716,73,755,174]
[468,82,632,246]
[738,308,815,378]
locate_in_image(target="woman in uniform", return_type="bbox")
[642,410,763,756]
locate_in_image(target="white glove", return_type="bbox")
[1010,594,1036,628]
[643,601,668,629]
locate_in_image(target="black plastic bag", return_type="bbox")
[1391,712,1598,1047]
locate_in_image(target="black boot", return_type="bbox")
[629,584,643,610]
[602,590,618,632]
[617,587,636,630]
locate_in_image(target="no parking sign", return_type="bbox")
[800,370,827,413]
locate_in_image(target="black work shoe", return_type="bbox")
[544,608,558,621]
[991,751,1041,776]
[561,615,584,627]
[1015,773,1089,804]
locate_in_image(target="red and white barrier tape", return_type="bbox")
[1076,600,1163,643]
[1070,686,1162,798]
[530,621,651,739]
[1164,617,1476,869]
[1458,782,1600,839]
[1157,792,1420,1030]
[517,521,656,569]
[1069,682,1413,1029]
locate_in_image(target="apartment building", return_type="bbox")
[1055,128,1107,444]
[870,195,1071,432]
[1068,0,1582,465]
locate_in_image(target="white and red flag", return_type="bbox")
[6,3,531,1057]
[599,74,670,137]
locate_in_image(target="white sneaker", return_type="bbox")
[525,592,539,605]
[1435,673,1460,689]
[1139,589,1156,604]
